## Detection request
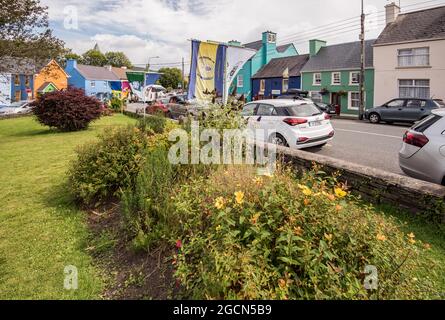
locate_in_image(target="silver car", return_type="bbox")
[399,109,445,185]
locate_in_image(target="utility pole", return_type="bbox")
[182,57,185,93]
[359,0,366,120]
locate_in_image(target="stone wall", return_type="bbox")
[277,146,445,220]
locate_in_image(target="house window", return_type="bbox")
[25,76,31,87]
[260,79,265,92]
[398,48,430,67]
[310,92,323,103]
[313,73,321,85]
[15,90,21,102]
[91,81,96,88]
[399,79,430,99]
[348,92,364,110]
[282,78,289,93]
[14,75,20,86]
[332,72,341,85]
[237,75,244,88]
[350,72,360,85]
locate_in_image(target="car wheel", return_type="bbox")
[369,113,381,124]
[269,134,289,147]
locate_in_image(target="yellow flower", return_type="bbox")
[250,213,261,225]
[335,205,343,212]
[235,191,245,205]
[408,232,416,239]
[298,184,313,197]
[334,187,347,198]
[324,233,333,242]
[376,234,387,242]
[216,225,222,232]
[253,177,263,186]
[214,197,225,210]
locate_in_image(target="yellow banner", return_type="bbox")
[195,42,218,102]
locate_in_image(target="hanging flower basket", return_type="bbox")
[320,88,330,95]
[337,90,348,97]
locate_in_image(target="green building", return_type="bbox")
[301,39,375,115]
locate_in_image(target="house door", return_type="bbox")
[331,92,341,107]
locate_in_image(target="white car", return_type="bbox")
[242,99,335,149]
[399,109,445,185]
[0,101,33,115]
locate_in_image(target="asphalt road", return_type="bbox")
[307,119,411,175]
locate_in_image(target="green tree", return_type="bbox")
[157,68,183,90]
[82,49,107,66]
[58,50,83,68]
[0,0,65,71]
[105,51,132,68]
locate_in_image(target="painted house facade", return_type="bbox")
[34,59,69,97]
[251,54,309,99]
[65,60,119,101]
[374,3,445,105]
[0,58,35,105]
[233,31,298,101]
[301,39,375,115]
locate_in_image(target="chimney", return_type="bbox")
[66,59,77,70]
[104,65,112,71]
[309,39,326,57]
[228,40,242,47]
[385,2,400,25]
[262,31,277,64]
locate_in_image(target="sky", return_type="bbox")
[41,0,445,70]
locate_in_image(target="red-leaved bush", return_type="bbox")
[32,87,103,131]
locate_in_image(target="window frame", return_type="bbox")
[349,72,360,85]
[331,72,341,86]
[397,47,430,68]
[310,91,323,103]
[282,78,289,93]
[90,81,96,88]
[237,74,244,88]
[398,79,430,99]
[313,73,321,86]
[348,91,365,111]
[259,79,266,92]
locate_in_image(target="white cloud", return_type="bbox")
[41,0,436,68]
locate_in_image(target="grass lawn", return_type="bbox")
[0,114,136,299]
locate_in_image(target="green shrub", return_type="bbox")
[170,166,434,300]
[68,126,148,205]
[110,97,124,112]
[121,146,175,251]
[137,116,167,135]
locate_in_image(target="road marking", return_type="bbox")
[335,128,402,139]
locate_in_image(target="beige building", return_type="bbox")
[374,3,445,105]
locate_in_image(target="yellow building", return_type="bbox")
[34,60,69,97]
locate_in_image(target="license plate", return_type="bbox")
[309,121,322,127]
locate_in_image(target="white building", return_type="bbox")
[374,3,445,105]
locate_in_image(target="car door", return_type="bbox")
[405,99,426,122]
[255,104,276,142]
[381,99,407,121]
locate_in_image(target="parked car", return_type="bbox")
[313,102,337,115]
[0,101,33,116]
[399,109,445,185]
[146,98,170,116]
[365,98,445,124]
[277,89,310,100]
[241,99,334,149]
[167,95,208,120]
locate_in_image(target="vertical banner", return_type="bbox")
[187,40,227,103]
[224,46,256,104]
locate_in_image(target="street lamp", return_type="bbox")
[146,56,160,71]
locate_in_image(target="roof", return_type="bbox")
[76,64,120,81]
[375,6,445,45]
[301,40,375,72]
[243,40,295,53]
[37,82,58,92]
[111,67,129,80]
[252,54,310,79]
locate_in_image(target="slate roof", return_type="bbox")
[111,67,129,80]
[252,54,310,79]
[301,40,375,72]
[76,64,120,81]
[375,6,445,45]
[243,40,295,53]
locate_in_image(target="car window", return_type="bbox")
[412,114,442,133]
[241,104,257,116]
[434,99,445,108]
[256,104,275,116]
[387,100,405,108]
[286,104,322,117]
[406,100,426,108]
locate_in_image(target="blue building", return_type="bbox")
[230,31,298,101]
[251,54,309,99]
[65,60,120,101]
[145,72,162,86]
[0,57,36,105]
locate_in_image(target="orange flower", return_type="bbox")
[278,279,286,289]
[304,199,311,206]
[376,234,387,242]
[235,191,245,205]
[294,227,304,236]
[335,205,343,212]
[324,233,333,242]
